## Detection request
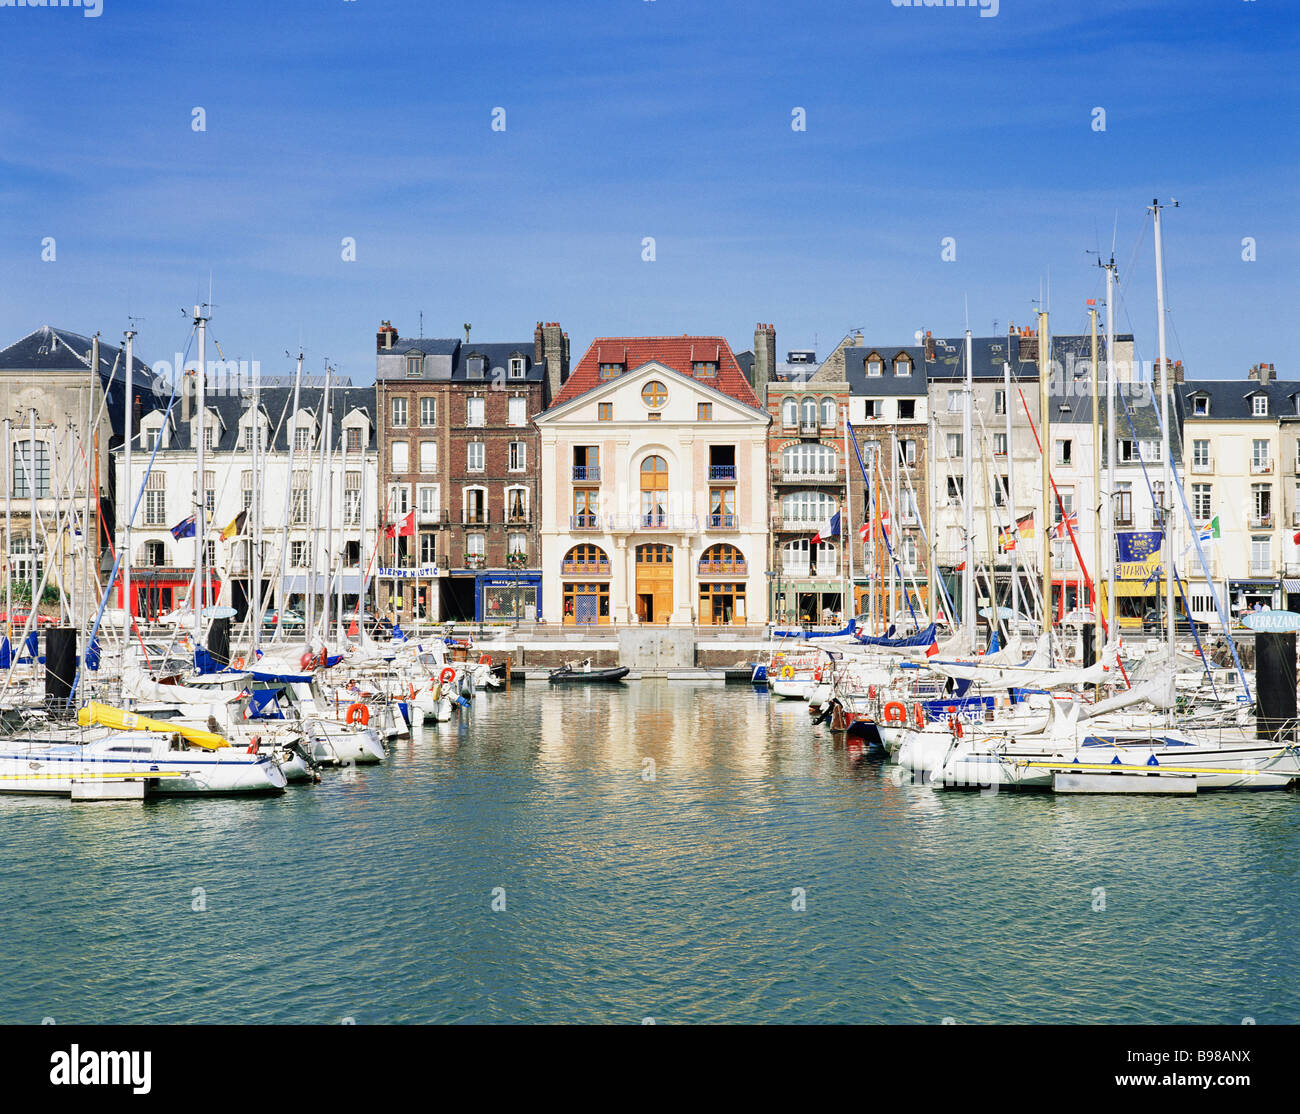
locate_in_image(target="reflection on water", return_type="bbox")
[1,680,1298,1024]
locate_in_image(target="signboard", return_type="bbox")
[1242,609,1300,634]
[1115,530,1163,581]
[378,566,441,578]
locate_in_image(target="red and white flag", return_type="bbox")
[858,523,870,543]
[880,510,891,540]
[398,510,416,537]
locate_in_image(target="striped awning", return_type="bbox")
[1283,579,1300,593]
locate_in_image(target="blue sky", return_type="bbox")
[0,0,1295,383]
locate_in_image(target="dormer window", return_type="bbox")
[692,361,718,377]
[866,353,883,377]
[508,356,525,379]
[1193,395,1209,416]
[599,362,624,380]
[467,355,486,380]
[1253,394,1269,417]
[893,355,912,377]
[406,354,423,378]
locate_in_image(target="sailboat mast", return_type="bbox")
[843,403,853,623]
[251,364,262,658]
[1089,304,1102,658]
[1103,257,1118,637]
[1004,361,1018,629]
[1038,310,1052,637]
[889,429,897,625]
[193,305,208,643]
[1151,199,1176,653]
[4,418,10,639]
[122,328,135,655]
[963,329,974,651]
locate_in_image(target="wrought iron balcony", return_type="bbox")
[606,513,698,531]
[561,558,610,575]
[570,513,601,531]
[698,559,747,577]
[708,464,737,481]
[572,465,601,482]
[706,513,739,530]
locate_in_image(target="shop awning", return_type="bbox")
[1284,580,1300,593]
[1108,581,1158,597]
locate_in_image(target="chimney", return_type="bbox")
[534,322,544,364]
[1250,361,1273,385]
[132,393,142,438]
[376,320,397,352]
[751,323,776,398]
[541,322,569,404]
[924,331,935,362]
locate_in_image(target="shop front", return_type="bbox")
[1229,578,1280,615]
[477,571,542,622]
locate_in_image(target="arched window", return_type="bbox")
[640,455,668,525]
[820,398,836,427]
[800,397,817,428]
[781,443,836,479]
[781,538,837,575]
[699,543,746,576]
[781,490,837,524]
[562,543,610,575]
[781,398,798,428]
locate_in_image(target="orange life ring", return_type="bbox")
[882,701,907,725]
[438,666,456,686]
[479,653,492,666]
[914,702,926,729]
[231,656,245,669]
[345,702,369,726]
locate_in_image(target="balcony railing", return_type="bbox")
[417,509,447,526]
[1191,459,1213,474]
[799,420,819,435]
[1251,460,1273,475]
[572,465,601,482]
[463,511,490,526]
[561,558,611,575]
[1250,513,1274,529]
[708,464,737,481]
[777,468,841,484]
[779,515,833,532]
[698,559,747,577]
[706,513,739,530]
[463,554,486,569]
[1250,564,1273,578]
[570,513,601,531]
[779,562,838,578]
[607,513,698,531]
[506,511,531,526]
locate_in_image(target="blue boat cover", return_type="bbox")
[857,622,936,648]
[245,690,285,719]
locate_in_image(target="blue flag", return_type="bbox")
[170,514,197,540]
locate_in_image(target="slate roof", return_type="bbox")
[0,325,160,437]
[376,336,544,383]
[843,346,928,397]
[550,336,763,411]
[140,386,377,453]
[1181,379,1300,421]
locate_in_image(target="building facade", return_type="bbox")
[117,382,378,627]
[374,321,565,623]
[537,336,769,627]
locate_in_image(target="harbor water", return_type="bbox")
[2,681,1298,1024]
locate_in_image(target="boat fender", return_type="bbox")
[300,650,315,671]
[868,685,878,700]
[345,702,370,727]
[438,666,457,686]
[913,702,926,729]
[813,667,822,682]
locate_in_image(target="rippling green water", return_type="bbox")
[2,682,1297,1024]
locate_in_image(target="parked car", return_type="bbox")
[1141,608,1208,634]
[262,609,306,631]
[0,611,59,627]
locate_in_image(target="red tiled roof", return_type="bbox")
[550,335,763,411]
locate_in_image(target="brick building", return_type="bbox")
[374,321,567,623]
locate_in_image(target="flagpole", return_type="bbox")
[1038,311,1052,640]
[963,328,975,652]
